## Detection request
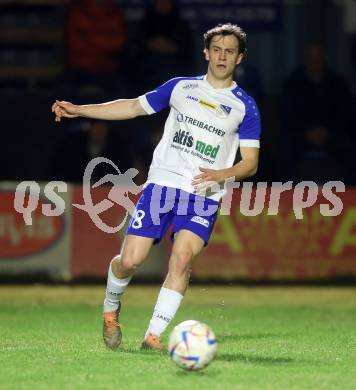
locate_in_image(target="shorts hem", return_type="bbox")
[126,231,162,245]
[171,227,210,247]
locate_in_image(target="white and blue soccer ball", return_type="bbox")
[168,320,217,370]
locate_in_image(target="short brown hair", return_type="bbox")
[204,23,247,55]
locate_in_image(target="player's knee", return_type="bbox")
[169,250,193,277]
[119,257,141,272]
[119,250,145,272]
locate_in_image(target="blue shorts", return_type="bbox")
[126,184,219,245]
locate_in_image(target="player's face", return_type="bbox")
[205,34,243,81]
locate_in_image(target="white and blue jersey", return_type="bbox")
[138,74,261,201]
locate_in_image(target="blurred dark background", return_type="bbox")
[0,0,355,185]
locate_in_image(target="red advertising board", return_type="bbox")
[0,185,71,280]
[70,186,167,279]
[192,189,356,280]
[1,183,355,281]
[71,185,126,278]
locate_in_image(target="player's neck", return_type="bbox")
[206,72,234,89]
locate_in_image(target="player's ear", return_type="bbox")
[236,53,244,65]
[204,48,210,61]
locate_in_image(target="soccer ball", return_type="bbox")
[168,320,217,370]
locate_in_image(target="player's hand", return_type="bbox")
[51,100,79,122]
[192,167,227,192]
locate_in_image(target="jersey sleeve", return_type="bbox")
[239,97,261,148]
[138,78,181,115]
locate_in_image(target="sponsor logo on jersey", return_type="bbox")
[172,130,220,161]
[199,100,217,110]
[186,95,198,102]
[173,130,193,147]
[191,216,209,228]
[195,141,220,158]
[175,115,225,137]
[183,82,198,90]
[188,97,232,119]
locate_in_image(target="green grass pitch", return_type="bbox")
[1,285,356,389]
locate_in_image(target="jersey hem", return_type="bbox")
[144,178,223,202]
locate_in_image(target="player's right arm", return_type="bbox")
[52,77,178,121]
[51,98,147,122]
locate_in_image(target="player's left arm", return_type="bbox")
[223,146,259,180]
[192,146,259,188]
[193,94,261,189]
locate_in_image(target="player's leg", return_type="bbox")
[142,230,204,350]
[104,183,173,350]
[103,234,154,350]
[104,234,154,311]
[163,229,205,294]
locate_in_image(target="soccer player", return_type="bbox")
[52,23,261,351]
